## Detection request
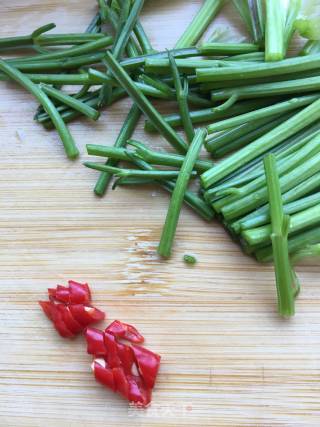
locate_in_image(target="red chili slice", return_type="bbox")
[49,285,70,304]
[93,359,116,392]
[104,332,122,368]
[132,345,161,389]
[69,304,105,326]
[85,327,107,356]
[56,304,83,335]
[39,300,55,320]
[68,280,91,304]
[105,320,144,344]
[116,342,135,374]
[112,367,130,399]
[126,375,150,406]
[40,300,74,337]
[50,305,74,338]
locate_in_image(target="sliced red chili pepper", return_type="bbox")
[50,304,74,338]
[40,300,74,337]
[39,300,55,320]
[112,367,130,399]
[105,320,144,344]
[126,374,151,406]
[134,375,152,407]
[85,327,107,357]
[104,332,122,368]
[69,304,105,326]
[132,345,161,389]
[56,304,83,335]
[116,341,135,374]
[48,281,91,305]
[51,285,71,303]
[68,280,91,304]
[93,359,116,392]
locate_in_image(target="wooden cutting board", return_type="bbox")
[1,1,319,426]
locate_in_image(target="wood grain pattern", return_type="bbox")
[0,1,319,426]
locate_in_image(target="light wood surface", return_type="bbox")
[1,2,320,426]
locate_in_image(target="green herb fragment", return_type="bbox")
[183,254,197,264]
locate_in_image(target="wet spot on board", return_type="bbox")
[120,228,170,296]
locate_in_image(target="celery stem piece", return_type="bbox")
[175,0,225,48]
[264,154,296,317]
[102,51,188,154]
[40,84,100,121]
[207,95,319,133]
[158,129,207,258]
[84,163,189,180]
[291,244,320,265]
[201,98,320,188]
[168,51,194,143]
[94,104,141,197]
[265,0,285,61]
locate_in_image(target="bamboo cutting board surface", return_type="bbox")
[1,2,320,426]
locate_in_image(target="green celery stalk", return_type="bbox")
[210,76,320,101]
[196,53,320,82]
[127,140,214,173]
[263,154,296,317]
[239,192,320,231]
[131,158,214,222]
[199,42,259,55]
[7,36,113,63]
[208,112,295,158]
[84,163,189,180]
[145,98,278,132]
[39,84,100,121]
[158,128,207,258]
[207,95,319,133]
[256,227,320,263]
[291,244,320,264]
[102,51,188,154]
[265,0,285,61]
[175,0,225,48]
[300,40,320,56]
[220,135,320,220]
[201,98,320,188]
[243,202,320,247]
[168,51,194,144]
[94,104,141,197]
